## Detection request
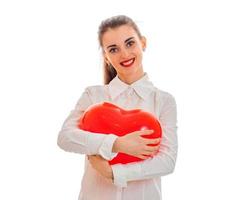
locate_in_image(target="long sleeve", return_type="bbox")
[57,87,118,160]
[111,94,178,187]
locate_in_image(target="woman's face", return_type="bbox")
[102,25,146,82]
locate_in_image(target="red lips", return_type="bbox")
[120,58,135,67]
[78,102,162,165]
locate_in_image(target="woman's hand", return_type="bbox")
[112,130,161,160]
[87,155,113,181]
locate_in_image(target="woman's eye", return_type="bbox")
[109,48,118,53]
[126,41,135,47]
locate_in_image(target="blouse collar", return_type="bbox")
[108,72,155,100]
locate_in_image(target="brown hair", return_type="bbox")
[98,15,143,84]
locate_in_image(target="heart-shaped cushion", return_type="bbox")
[78,102,162,165]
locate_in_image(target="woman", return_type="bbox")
[57,15,178,200]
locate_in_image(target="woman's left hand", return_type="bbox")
[87,155,114,181]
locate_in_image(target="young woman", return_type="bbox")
[57,15,178,200]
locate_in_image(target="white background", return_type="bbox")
[0,0,251,199]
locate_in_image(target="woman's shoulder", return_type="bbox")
[81,84,108,103]
[84,84,106,93]
[154,87,177,107]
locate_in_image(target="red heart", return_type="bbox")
[78,102,162,165]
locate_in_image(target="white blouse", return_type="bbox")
[57,72,178,200]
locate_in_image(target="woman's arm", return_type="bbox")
[57,87,118,161]
[111,94,178,187]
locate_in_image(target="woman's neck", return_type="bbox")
[118,71,145,85]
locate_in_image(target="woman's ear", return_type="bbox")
[141,36,147,51]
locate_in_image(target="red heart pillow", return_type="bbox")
[78,102,162,165]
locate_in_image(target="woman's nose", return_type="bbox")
[120,48,130,58]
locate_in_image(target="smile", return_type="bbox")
[120,58,135,67]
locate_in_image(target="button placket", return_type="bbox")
[127,87,134,96]
[124,87,134,108]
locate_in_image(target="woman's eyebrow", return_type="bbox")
[106,37,135,49]
[124,36,134,43]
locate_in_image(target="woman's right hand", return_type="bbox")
[112,130,161,160]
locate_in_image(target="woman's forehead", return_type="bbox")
[102,25,138,46]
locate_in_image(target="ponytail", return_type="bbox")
[103,62,117,85]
